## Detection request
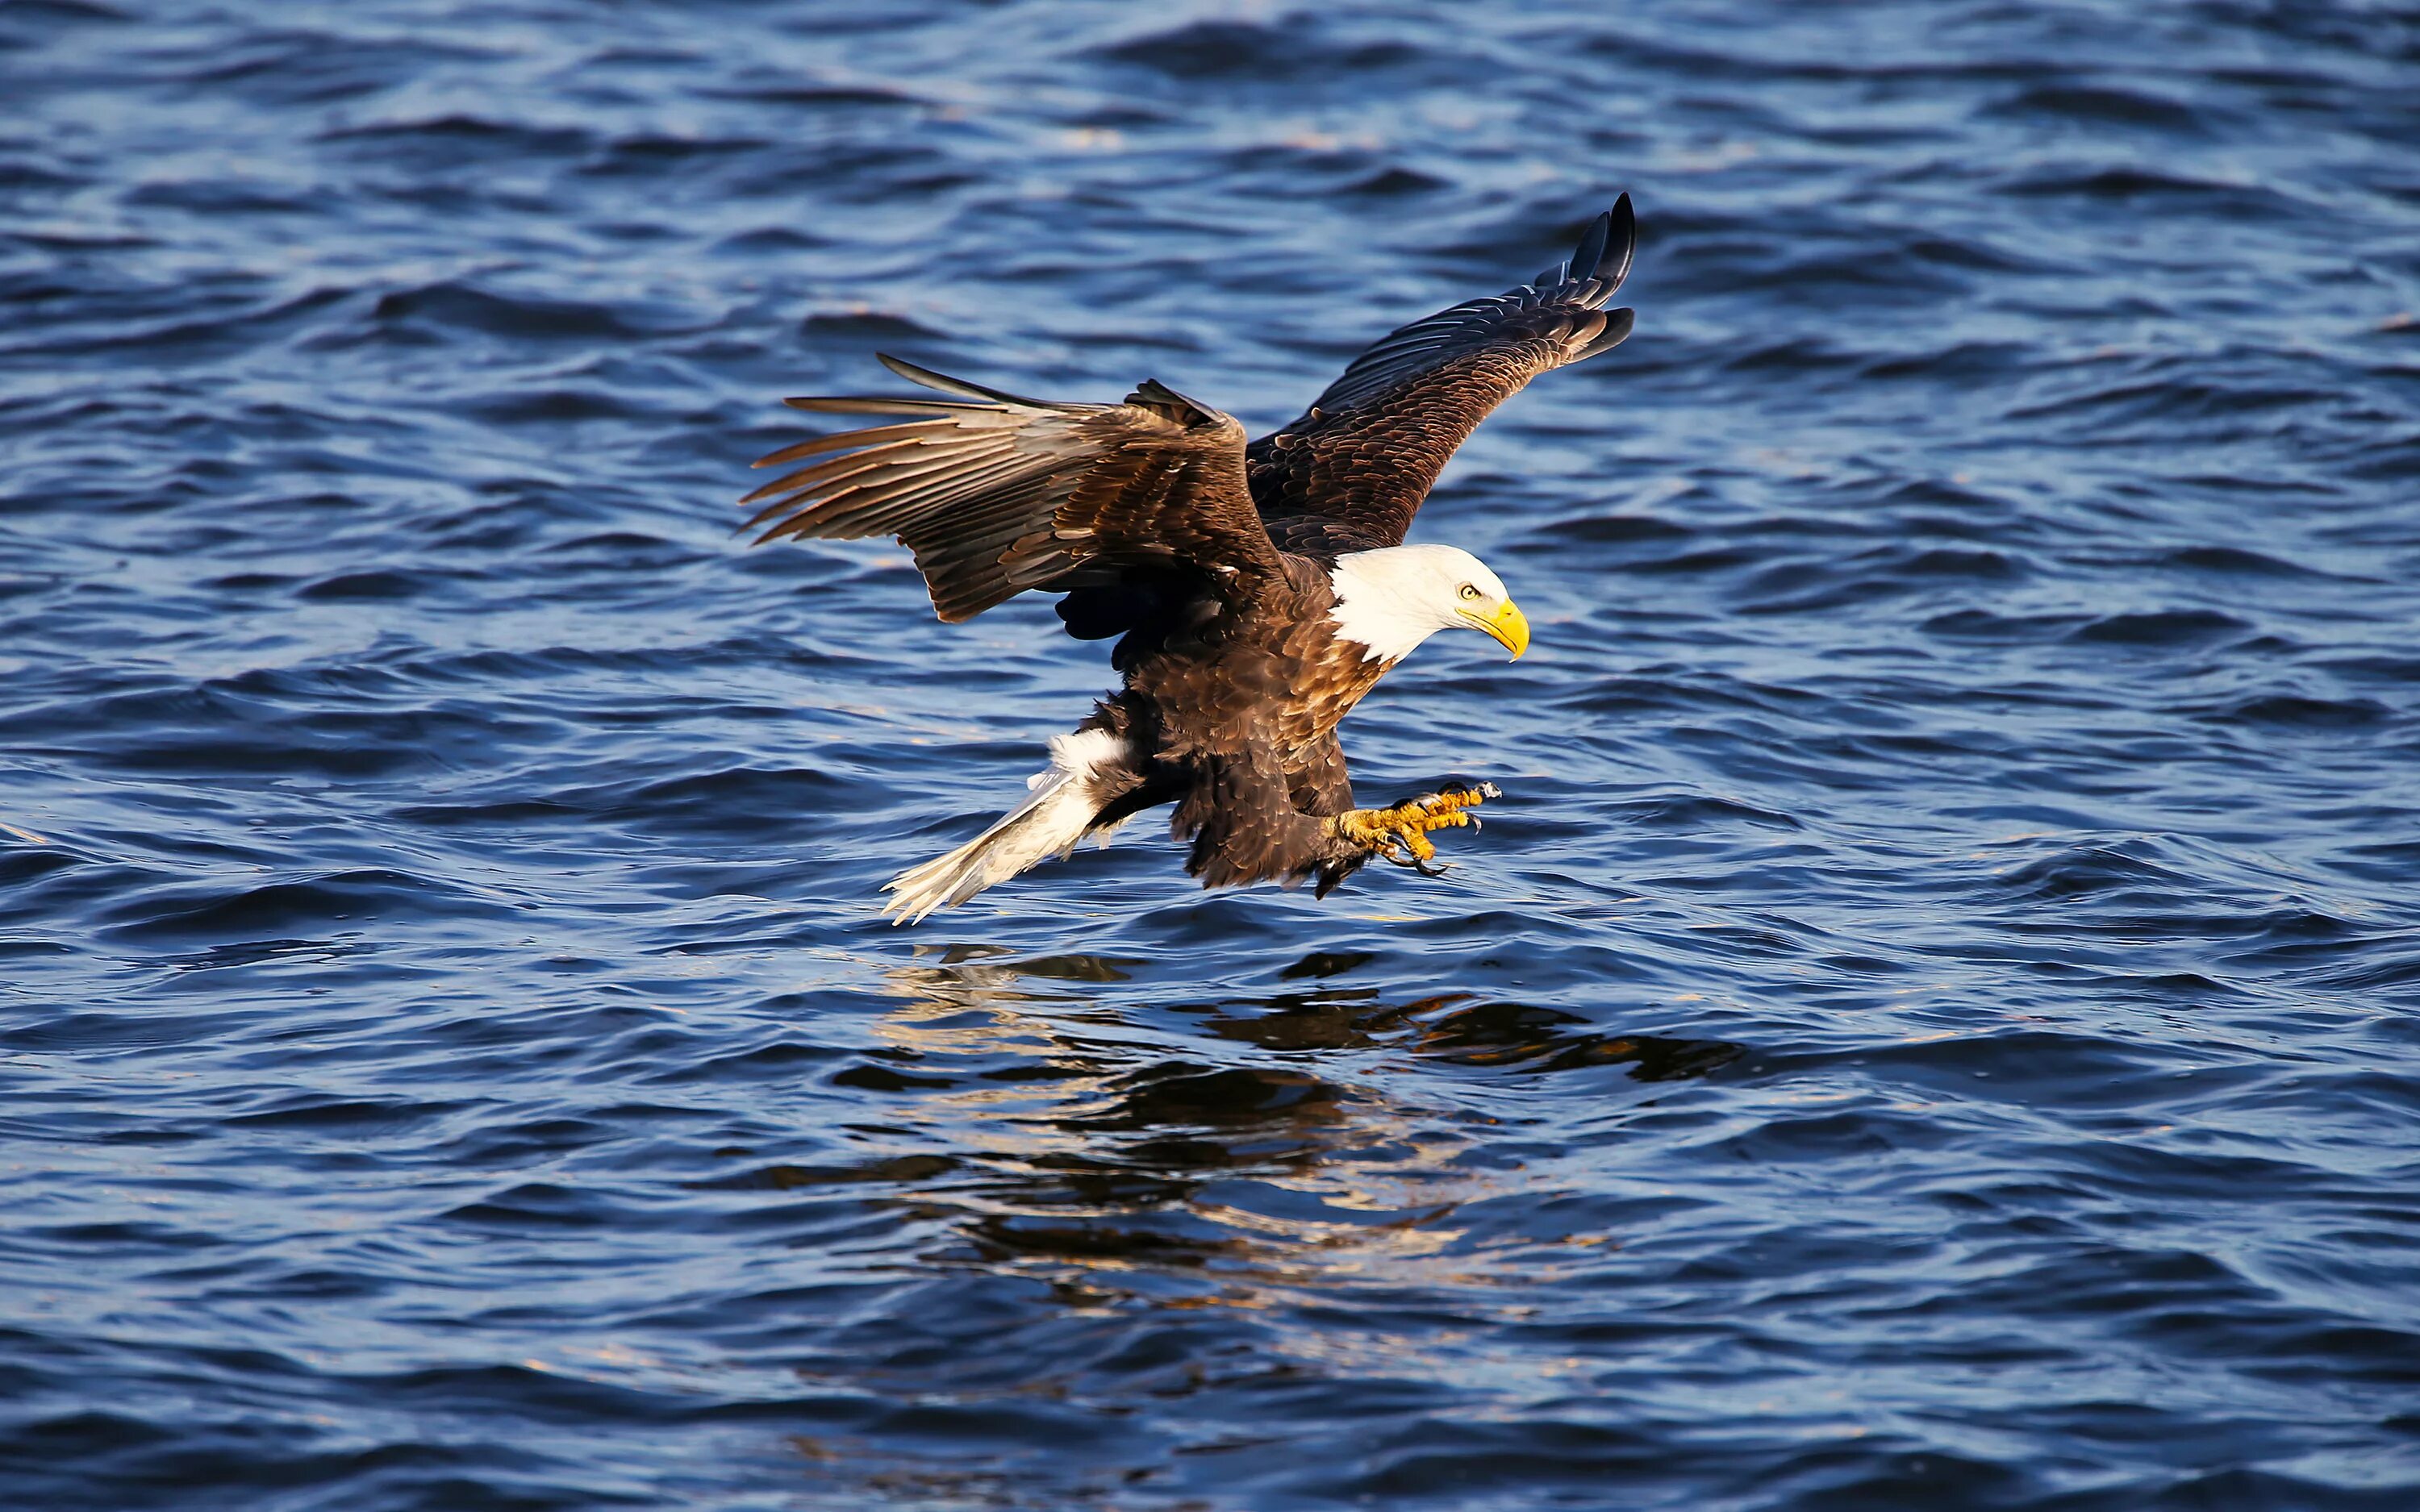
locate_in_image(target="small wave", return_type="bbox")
[799,310,951,342]
[2202,693,2391,729]
[99,868,510,944]
[1093,19,1419,80]
[368,280,674,342]
[294,568,436,602]
[2068,609,2250,645]
[1984,84,2215,134]
[319,113,597,159]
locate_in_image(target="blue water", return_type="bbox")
[6,2,2420,1508]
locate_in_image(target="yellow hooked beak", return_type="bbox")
[1464,598,1531,660]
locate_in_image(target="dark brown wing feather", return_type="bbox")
[744,355,1281,623]
[1247,196,1637,556]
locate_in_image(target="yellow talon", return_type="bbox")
[1327,782,1501,873]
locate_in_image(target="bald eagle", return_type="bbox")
[745,197,1637,923]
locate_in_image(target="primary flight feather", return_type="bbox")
[743,197,1638,923]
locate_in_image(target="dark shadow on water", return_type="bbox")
[1207,985,1746,1082]
[1408,1000,1748,1079]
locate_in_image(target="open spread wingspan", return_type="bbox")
[745,354,1280,623]
[740,198,1636,920]
[1247,195,1637,556]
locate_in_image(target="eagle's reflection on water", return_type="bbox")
[671,944,1756,1498]
[740,950,1750,1498]
[802,952,1736,1298]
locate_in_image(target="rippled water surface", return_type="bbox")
[7,2,2420,1507]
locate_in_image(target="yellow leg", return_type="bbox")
[1327,782,1501,872]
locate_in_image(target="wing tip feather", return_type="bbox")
[878,352,1092,413]
[1558,193,1634,291]
[1599,192,1636,289]
[1573,305,1635,362]
[1567,210,1610,290]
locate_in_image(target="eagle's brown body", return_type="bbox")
[1081,557,1385,891]
[741,198,1638,919]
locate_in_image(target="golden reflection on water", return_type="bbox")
[774,952,1748,1498]
[869,954,1477,1285]
[843,951,1743,1309]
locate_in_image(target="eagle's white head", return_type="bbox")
[1327,544,1531,664]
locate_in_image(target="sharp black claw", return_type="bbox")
[1375,845,1433,873]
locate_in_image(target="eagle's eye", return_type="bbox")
[1457,583,1481,602]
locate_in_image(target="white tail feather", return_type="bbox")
[882,731,1131,925]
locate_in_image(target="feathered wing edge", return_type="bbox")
[1294,194,1637,419]
[1545,194,1639,365]
[1531,195,1636,309]
[741,355,1275,623]
[1243,196,1640,553]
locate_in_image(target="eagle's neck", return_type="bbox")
[1326,547,1454,664]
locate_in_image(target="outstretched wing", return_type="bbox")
[1247,196,1637,557]
[745,355,1282,623]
